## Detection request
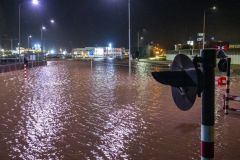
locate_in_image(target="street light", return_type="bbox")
[32,0,39,5]
[40,19,55,62]
[108,43,112,56]
[28,35,32,50]
[128,0,131,73]
[137,29,145,54]
[109,0,131,72]
[202,5,217,49]
[40,19,55,53]
[50,19,55,24]
[41,26,46,54]
[18,0,39,60]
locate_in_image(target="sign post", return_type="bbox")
[201,50,216,160]
[152,49,217,160]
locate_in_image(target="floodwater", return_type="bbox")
[0,60,239,160]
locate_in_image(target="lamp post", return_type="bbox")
[202,6,217,49]
[28,35,32,50]
[18,0,39,62]
[40,19,55,61]
[128,0,131,73]
[40,19,55,53]
[40,25,46,61]
[137,32,144,58]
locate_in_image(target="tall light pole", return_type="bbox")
[202,6,217,49]
[28,35,32,50]
[128,0,131,73]
[137,32,140,52]
[18,0,39,61]
[40,19,55,61]
[40,19,54,53]
[41,26,46,54]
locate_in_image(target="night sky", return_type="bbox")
[1,0,240,50]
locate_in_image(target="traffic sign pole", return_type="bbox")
[152,49,218,160]
[201,49,216,160]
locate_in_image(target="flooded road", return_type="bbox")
[0,60,240,160]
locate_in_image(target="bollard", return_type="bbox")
[201,50,216,160]
[224,58,231,114]
[24,64,27,79]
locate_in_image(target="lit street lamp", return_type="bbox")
[202,6,217,49]
[40,19,55,53]
[50,19,55,24]
[18,0,39,60]
[41,26,46,54]
[32,0,39,5]
[40,19,55,61]
[137,29,146,55]
[28,35,32,50]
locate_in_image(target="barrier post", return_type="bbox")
[24,64,27,79]
[224,58,231,114]
[201,49,216,160]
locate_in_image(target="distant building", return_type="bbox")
[72,47,125,58]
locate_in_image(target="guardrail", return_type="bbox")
[0,58,23,65]
[0,61,47,73]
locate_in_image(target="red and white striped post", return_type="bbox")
[24,64,27,79]
[201,49,216,160]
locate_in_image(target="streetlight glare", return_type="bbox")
[109,43,112,49]
[50,19,55,24]
[42,26,46,30]
[212,6,217,11]
[29,35,32,38]
[32,0,39,5]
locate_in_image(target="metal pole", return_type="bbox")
[224,58,231,114]
[28,37,30,50]
[137,32,140,52]
[40,28,43,63]
[203,11,206,49]
[41,28,43,52]
[11,39,13,51]
[128,0,131,73]
[201,49,216,160]
[18,4,21,63]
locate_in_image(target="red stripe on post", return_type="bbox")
[201,141,214,159]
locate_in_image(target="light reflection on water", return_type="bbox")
[10,63,71,159]
[0,61,239,160]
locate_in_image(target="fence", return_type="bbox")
[0,58,22,65]
[0,61,47,73]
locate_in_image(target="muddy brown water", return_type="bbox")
[0,61,240,160]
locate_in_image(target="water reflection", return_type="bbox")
[0,61,239,160]
[9,63,71,159]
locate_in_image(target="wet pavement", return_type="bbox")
[0,60,240,160]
